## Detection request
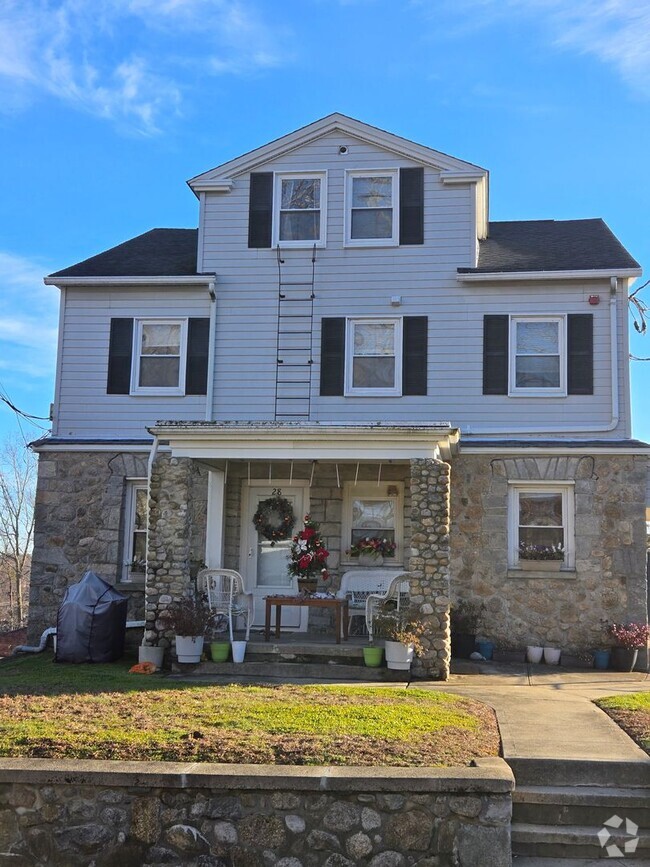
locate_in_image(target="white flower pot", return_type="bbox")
[526,645,544,664]
[139,646,164,668]
[231,640,247,663]
[544,646,561,665]
[175,635,204,664]
[384,639,414,670]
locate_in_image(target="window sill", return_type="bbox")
[507,391,567,399]
[118,577,146,589]
[507,568,576,580]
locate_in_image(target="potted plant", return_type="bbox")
[450,600,484,659]
[606,622,650,672]
[160,593,214,664]
[372,606,428,670]
[288,515,330,594]
[518,543,564,572]
[348,537,397,567]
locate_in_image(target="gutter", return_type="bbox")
[43,276,214,287]
[457,268,641,282]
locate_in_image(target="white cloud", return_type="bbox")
[0,0,289,134]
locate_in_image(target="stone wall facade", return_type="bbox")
[0,758,513,867]
[450,452,649,654]
[28,451,150,642]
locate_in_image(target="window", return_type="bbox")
[342,482,404,566]
[132,319,187,395]
[273,173,326,246]
[510,317,565,396]
[123,480,148,582]
[508,483,574,570]
[345,318,402,396]
[346,170,398,246]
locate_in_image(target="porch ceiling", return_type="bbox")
[150,422,460,461]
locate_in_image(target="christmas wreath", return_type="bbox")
[253,490,295,544]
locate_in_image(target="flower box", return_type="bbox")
[519,560,562,572]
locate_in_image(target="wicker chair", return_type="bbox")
[197,568,253,642]
[364,573,412,641]
[336,569,406,634]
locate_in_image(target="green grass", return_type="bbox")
[596,692,650,754]
[0,653,500,766]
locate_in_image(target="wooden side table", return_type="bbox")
[265,596,349,643]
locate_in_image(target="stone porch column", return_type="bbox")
[409,458,452,679]
[144,453,194,648]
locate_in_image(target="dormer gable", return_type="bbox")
[188,113,489,240]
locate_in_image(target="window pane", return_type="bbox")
[353,356,395,388]
[279,211,320,240]
[351,528,395,547]
[516,321,558,354]
[135,488,148,531]
[519,493,563,527]
[354,323,395,356]
[139,356,180,387]
[515,356,560,388]
[352,177,392,208]
[352,498,396,529]
[519,527,564,549]
[132,531,147,563]
[351,208,393,239]
[281,178,320,210]
[142,324,181,356]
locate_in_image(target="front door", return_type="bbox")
[242,484,308,629]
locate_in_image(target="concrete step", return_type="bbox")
[513,785,650,827]
[509,758,650,788]
[172,660,409,681]
[512,822,650,859]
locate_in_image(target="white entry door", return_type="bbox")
[242,484,308,630]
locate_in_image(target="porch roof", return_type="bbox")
[150,421,460,461]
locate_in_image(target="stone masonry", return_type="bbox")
[0,758,513,867]
[28,451,149,642]
[409,459,452,680]
[450,453,649,655]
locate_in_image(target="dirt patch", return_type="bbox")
[0,629,26,658]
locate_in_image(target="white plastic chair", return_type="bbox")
[197,568,253,642]
[365,573,412,641]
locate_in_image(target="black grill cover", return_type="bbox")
[55,571,128,663]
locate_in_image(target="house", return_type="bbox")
[28,114,649,678]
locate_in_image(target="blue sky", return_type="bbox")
[0,0,648,443]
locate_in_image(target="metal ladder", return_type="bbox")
[274,244,316,420]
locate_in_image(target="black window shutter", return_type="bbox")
[402,316,428,395]
[320,318,345,396]
[567,314,593,395]
[107,318,133,394]
[185,318,210,395]
[399,167,424,245]
[248,172,273,248]
[483,315,509,395]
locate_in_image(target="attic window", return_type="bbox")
[346,170,398,246]
[273,173,326,247]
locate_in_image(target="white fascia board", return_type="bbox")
[462,446,650,455]
[439,171,487,184]
[32,442,159,453]
[187,114,487,191]
[43,275,214,287]
[189,179,233,193]
[457,268,642,283]
[152,424,460,462]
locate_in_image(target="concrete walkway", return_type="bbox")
[421,661,650,763]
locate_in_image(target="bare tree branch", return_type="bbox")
[0,437,36,628]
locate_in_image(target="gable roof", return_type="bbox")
[459,219,640,274]
[48,229,198,278]
[187,113,488,191]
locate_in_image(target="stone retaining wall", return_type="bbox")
[0,758,513,867]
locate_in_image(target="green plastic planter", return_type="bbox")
[210,641,230,663]
[363,646,384,667]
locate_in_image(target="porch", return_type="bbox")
[143,422,459,679]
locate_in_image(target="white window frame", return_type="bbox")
[122,478,148,582]
[509,315,566,397]
[131,318,187,396]
[272,171,327,248]
[342,481,404,567]
[507,481,575,570]
[345,317,403,397]
[344,169,399,247]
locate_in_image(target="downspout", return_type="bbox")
[205,278,217,422]
[470,276,621,436]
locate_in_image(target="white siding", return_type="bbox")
[55,287,211,438]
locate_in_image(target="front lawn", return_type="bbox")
[0,654,499,766]
[596,692,650,755]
